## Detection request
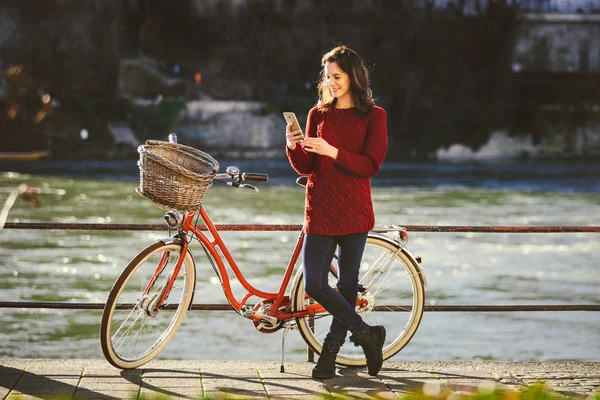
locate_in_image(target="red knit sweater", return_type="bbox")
[286,105,388,236]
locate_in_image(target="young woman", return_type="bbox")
[285,45,388,379]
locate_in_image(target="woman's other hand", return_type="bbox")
[286,122,304,150]
[303,137,338,160]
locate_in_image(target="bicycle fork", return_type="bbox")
[142,237,189,314]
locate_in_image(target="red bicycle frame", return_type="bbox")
[157,206,326,321]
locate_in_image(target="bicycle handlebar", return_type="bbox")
[214,167,268,192]
[242,173,268,182]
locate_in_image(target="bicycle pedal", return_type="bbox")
[241,305,254,318]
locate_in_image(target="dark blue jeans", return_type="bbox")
[302,232,368,345]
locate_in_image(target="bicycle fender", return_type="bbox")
[367,232,427,287]
[156,237,198,310]
[157,236,183,246]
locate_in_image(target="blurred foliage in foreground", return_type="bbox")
[8,382,599,400]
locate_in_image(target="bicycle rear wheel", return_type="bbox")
[100,241,196,369]
[291,234,425,367]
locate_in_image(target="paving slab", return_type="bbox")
[377,367,441,395]
[139,369,203,399]
[75,389,138,400]
[0,369,22,400]
[9,372,80,398]
[327,368,397,400]
[201,371,268,398]
[255,361,330,399]
[5,395,50,400]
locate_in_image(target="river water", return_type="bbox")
[0,160,599,362]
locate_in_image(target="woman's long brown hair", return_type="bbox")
[316,45,375,118]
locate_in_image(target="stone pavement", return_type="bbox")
[0,359,598,399]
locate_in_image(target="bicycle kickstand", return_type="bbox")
[280,324,291,373]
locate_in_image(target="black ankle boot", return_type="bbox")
[312,341,341,379]
[350,323,386,376]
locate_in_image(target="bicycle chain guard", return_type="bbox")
[252,300,287,333]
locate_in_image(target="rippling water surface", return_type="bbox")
[0,161,599,361]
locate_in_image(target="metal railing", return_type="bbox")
[4,222,600,233]
[1,222,599,313]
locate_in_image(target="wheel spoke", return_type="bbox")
[110,300,144,343]
[112,310,145,350]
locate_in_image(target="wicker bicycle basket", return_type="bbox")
[137,140,219,211]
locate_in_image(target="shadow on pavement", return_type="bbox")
[0,365,116,399]
[123,367,323,398]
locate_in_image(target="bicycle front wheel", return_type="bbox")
[100,241,196,369]
[292,234,425,367]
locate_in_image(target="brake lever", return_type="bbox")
[240,183,259,192]
[220,181,258,192]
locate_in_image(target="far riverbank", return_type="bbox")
[1,158,599,194]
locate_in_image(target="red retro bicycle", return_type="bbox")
[100,137,425,369]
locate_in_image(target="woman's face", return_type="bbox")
[324,61,352,106]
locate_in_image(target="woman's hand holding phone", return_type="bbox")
[284,112,305,150]
[285,122,304,150]
[283,112,336,158]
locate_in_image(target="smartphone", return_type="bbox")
[283,112,304,140]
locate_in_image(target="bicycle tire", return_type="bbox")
[291,234,425,367]
[100,240,196,369]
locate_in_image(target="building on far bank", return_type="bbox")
[188,0,600,17]
[510,11,600,158]
[514,13,600,73]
